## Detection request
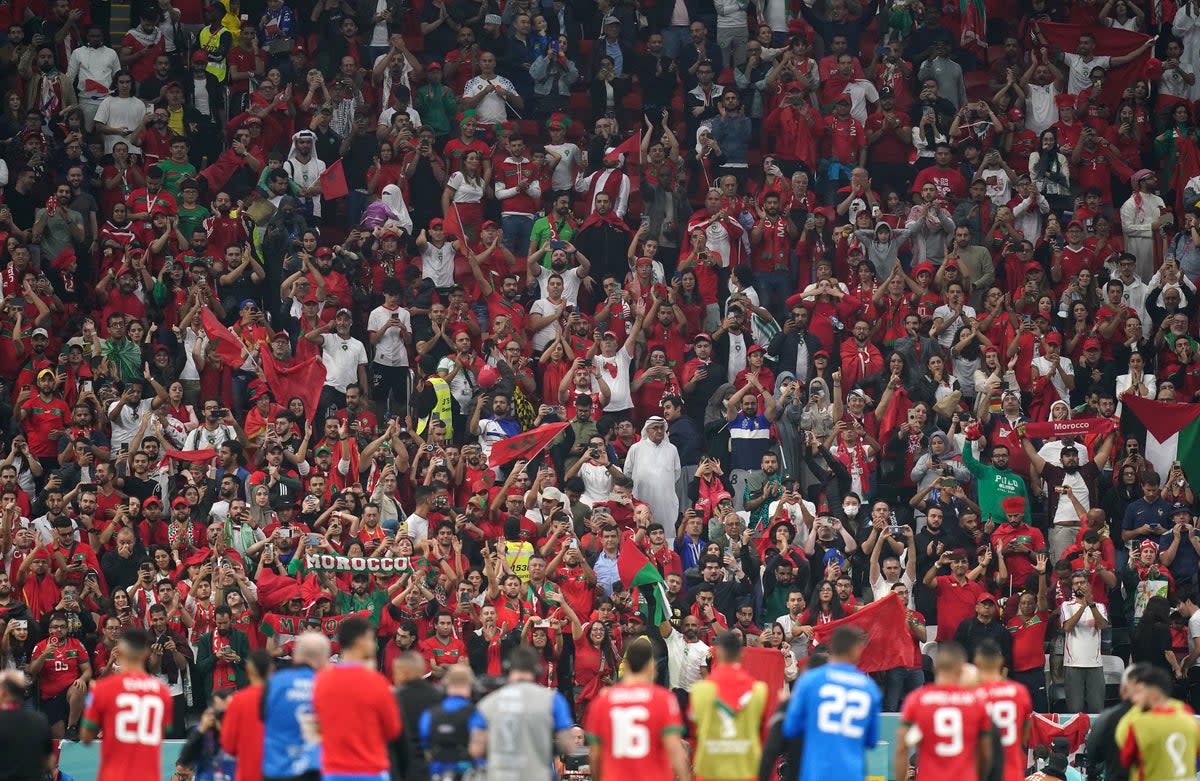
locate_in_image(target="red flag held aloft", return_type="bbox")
[487,422,569,467]
[320,160,349,200]
[812,592,919,673]
[604,131,641,162]
[200,307,248,367]
[260,351,326,424]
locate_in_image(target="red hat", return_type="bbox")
[1007,107,1024,122]
[1025,260,1043,274]
[143,496,162,507]
[470,477,491,494]
[912,261,935,276]
[1139,539,1159,552]
[1066,220,1084,231]
[315,246,334,257]
[50,248,76,270]
[293,41,306,53]
[172,496,190,509]
[982,345,999,354]
[481,220,499,231]
[814,349,830,359]
[1145,57,1164,82]
[692,332,712,344]
[834,93,851,104]
[244,115,263,125]
[506,486,524,497]
[426,61,442,70]
[1054,93,1075,109]
[1001,495,1026,515]
[976,592,998,605]
[747,343,765,355]
[191,50,208,64]
[944,258,960,269]
[429,217,445,229]
[272,330,290,342]
[1082,336,1102,350]
[635,256,653,267]
[1043,331,1063,345]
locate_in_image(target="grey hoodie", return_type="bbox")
[854,222,916,278]
[909,429,972,490]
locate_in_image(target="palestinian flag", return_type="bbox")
[1122,394,1200,488]
[617,536,670,627]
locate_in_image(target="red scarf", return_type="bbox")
[579,207,630,234]
[211,631,237,688]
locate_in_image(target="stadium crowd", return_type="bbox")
[6,0,1200,774]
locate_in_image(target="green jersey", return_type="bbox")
[962,441,1032,525]
[1116,699,1200,781]
[158,160,198,196]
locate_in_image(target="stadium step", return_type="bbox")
[110,1,130,45]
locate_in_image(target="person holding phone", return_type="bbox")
[1122,472,1177,548]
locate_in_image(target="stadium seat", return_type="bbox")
[920,640,937,658]
[1101,654,1125,686]
[965,71,992,102]
[1048,684,1066,711]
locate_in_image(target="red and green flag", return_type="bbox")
[488,421,569,467]
[617,536,670,627]
[1121,394,1200,489]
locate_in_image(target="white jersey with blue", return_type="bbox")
[782,660,882,781]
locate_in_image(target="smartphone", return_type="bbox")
[264,542,275,557]
[887,525,905,535]
[939,477,958,488]
[550,240,566,250]
[277,528,293,539]
[306,534,322,546]
[12,620,26,630]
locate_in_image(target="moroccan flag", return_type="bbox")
[164,448,218,462]
[604,131,641,162]
[812,592,918,673]
[741,646,786,739]
[320,160,349,200]
[487,421,569,467]
[959,0,986,59]
[617,536,670,627]
[260,351,326,424]
[200,307,247,367]
[83,79,109,95]
[1033,22,1151,109]
[1121,394,1200,488]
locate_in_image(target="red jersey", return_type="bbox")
[584,681,684,780]
[976,679,1034,781]
[312,663,402,775]
[81,671,173,781]
[1006,610,1050,673]
[823,115,866,164]
[901,684,991,781]
[419,634,468,670]
[752,217,792,274]
[32,636,89,697]
[20,395,69,457]
[931,575,987,641]
[220,683,264,781]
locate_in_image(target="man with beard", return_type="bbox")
[922,549,987,642]
[466,258,528,334]
[681,334,723,427]
[0,573,32,625]
[528,241,590,307]
[658,613,711,709]
[194,606,249,711]
[1121,169,1166,280]
[17,368,70,472]
[625,417,680,536]
[182,399,248,452]
[749,192,797,318]
[1021,431,1115,561]
[574,191,631,283]
[202,191,248,252]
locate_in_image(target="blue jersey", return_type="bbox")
[261,666,321,778]
[782,661,882,781]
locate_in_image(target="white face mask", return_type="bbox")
[843,503,860,518]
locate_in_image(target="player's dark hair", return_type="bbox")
[828,626,865,657]
[337,616,374,650]
[506,643,543,676]
[247,649,273,680]
[624,639,655,673]
[973,639,1004,667]
[715,631,743,660]
[1128,664,1173,693]
[120,627,151,653]
[934,642,967,671]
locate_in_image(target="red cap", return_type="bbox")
[692,332,712,344]
[814,349,829,358]
[1007,107,1024,122]
[912,261,935,276]
[429,217,445,229]
[1066,220,1084,231]
[1082,336,1102,350]
[1001,495,1026,515]
[481,220,499,231]
[944,258,960,269]
[1055,93,1075,109]
[976,592,998,605]
[316,246,334,257]
[191,50,208,64]
[635,256,652,267]
[1025,261,1043,274]
[747,344,765,355]
[427,61,442,70]
[1043,331,1063,345]
[172,496,190,509]
[470,476,491,493]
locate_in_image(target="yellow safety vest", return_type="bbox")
[418,376,453,438]
[199,25,231,82]
[690,671,767,781]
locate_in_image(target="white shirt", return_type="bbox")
[1031,355,1074,402]
[1026,82,1059,135]
[403,512,429,543]
[1060,598,1106,667]
[284,155,328,218]
[593,349,633,411]
[107,398,153,451]
[843,79,879,124]
[1062,52,1112,95]
[319,333,368,392]
[528,297,565,351]
[94,95,150,153]
[1189,610,1200,667]
[665,628,709,691]
[377,105,423,131]
[445,170,485,205]
[370,0,389,45]
[578,460,613,506]
[420,241,456,288]
[192,77,211,116]
[544,142,580,192]
[463,75,517,124]
[932,304,977,348]
[725,330,749,382]
[532,265,583,306]
[366,305,411,367]
[65,45,121,99]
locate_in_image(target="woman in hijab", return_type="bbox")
[1028,129,1071,214]
[910,430,972,492]
[361,183,413,234]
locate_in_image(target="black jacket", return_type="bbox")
[768,329,824,381]
[391,678,444,781]
[953,617,1013,670]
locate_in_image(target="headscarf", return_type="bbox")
[361,184,413,233]
[287,129,317,161]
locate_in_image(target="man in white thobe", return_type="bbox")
[624,416,681,536]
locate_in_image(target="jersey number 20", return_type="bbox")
[113,693,164,745]
[816,684,871,739]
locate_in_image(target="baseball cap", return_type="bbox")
[976,593,997,605]
[1082,336,1102,351]
[879,86,894,99]
[31,327,48,338]
[171,496,190,509]
[1043,331,1063,345]
[834,93,851,104]
[191,50,208,63]
[692,332,712,344]
[336,308,352,318]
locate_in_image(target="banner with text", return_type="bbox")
[303,554,412,573]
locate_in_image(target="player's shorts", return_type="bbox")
[39,691,69,726]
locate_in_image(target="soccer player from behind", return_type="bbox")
[80,628,174,781]
[783,626,882,781]
[896,643,993,781]
[585,637,692,781]
[1117,664,1200,781]
[973,639,1032,781]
